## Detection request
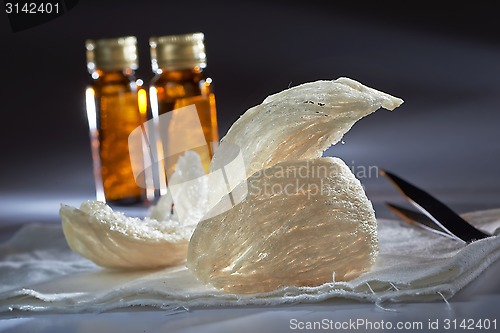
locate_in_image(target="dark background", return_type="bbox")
[1,1,499,225]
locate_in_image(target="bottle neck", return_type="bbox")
[153,66,206,81]
[89,68,136,82]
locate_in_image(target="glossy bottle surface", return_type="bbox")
[150,67,219,176]
[89,70,145,204]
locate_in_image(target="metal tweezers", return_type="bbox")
[380,170,492,244]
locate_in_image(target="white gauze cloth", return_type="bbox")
[0,209,499,314]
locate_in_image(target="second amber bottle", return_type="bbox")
[149,32,219,184]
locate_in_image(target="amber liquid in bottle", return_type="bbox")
[90,70,146,204]
[150,67,219,177]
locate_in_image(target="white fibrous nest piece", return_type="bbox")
[188,157,379,293]
[60,78,403,293]
[187,78,403,293]
[60,201,189,269]
[60,151,207,269]
[211,78,402,179]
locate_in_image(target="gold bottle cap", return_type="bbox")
[86,36,138,72]
[150,32,207,71]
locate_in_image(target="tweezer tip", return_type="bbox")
[379,169,396,178]
[385,202,396,209]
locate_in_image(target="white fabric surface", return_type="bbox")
[0,209,499,314]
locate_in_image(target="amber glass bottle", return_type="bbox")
[149,33,219,183]
[85,36,146,205]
